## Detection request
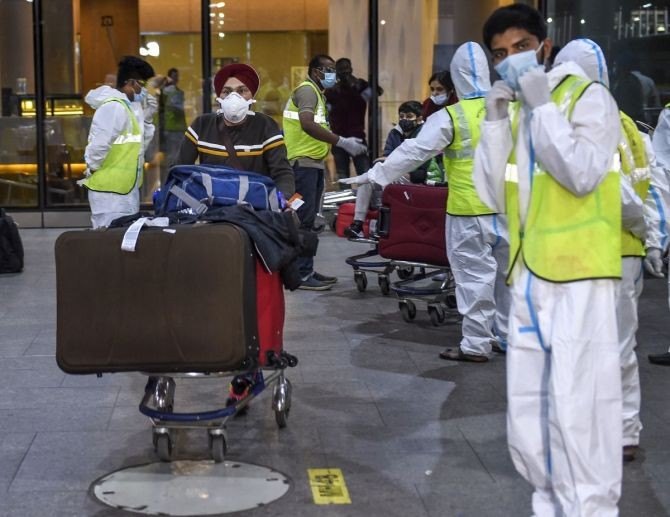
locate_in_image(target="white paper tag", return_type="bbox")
[291,198,305,210]
[121,217,170,252]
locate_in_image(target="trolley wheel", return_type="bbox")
[155,433,173,462]
[399,300,417,322]
[354,271,368,292]
[273,379,291,429]
[209,433,227,463]
[286,355,299,368]
[428,305,445,326]
[378,275,390,296]
[397,266,414,280]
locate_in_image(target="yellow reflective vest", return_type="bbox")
[283,80,330,161]
[505,75,621,283]
[443,98,496,216]
[619,110,650,257]
[82,98,142,195]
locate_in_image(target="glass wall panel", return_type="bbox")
[0,0,39,208]
[545,0,670,125]
[140,30,203,198]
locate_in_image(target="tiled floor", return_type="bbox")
[0,228,668,516]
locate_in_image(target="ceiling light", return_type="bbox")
[380,19,386,25]
[580,18,586,24]
[547,17,553,23]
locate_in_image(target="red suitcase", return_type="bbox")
[377,184,449,266]
[335,202,378,238]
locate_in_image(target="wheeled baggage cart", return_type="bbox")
[377,184,459,324]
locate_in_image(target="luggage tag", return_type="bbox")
[121,217,170,252]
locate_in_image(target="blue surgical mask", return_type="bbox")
[494,43,544,91]
[430,93,448,105]
[320,72,337,89]
[135,87,147,104]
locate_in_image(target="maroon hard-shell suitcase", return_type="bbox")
[55,223,284,374]
[377,184,449,266]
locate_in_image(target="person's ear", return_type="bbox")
[417,116,424,124]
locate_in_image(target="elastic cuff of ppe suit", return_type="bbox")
[460,341,492,358]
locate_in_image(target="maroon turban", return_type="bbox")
[213,63,260,97]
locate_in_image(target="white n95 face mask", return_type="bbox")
[494,43,544,92]
[216,92,256,123]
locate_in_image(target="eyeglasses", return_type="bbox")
[127,79,147,88]
[220,85,251,96]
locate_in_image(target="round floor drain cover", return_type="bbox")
[92,460,291,516]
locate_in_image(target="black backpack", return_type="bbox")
[0,208,24,274]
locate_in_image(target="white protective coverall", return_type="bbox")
[651,106,670,353]
[474,60,623,515]
[344,42,509,357]
[555,39,670,448]
[84,86,154,228]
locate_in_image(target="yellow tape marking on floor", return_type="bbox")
[308,468,351,505]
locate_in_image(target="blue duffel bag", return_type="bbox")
[154,164,281,215]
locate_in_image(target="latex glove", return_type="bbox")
[644,247,664,277]
[485,81,515,121]
[143,92,158,122]
[338,171,371,185]
[336,136,367,156]
[518,68,551,110]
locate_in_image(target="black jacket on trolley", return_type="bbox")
[111,206,309,290]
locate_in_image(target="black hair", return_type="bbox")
[398,100,422,116]
[336,57,352,67]
[482,4,547,51]
[116,56,154,88]
[308,54,335,75]
[167,68,178,77]
[428,70,454,90]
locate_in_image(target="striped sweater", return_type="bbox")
[175,111,295,197]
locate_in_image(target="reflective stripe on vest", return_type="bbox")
[505,75,622,283]
[443,98,496,216]
[283,80,330,161]
[82,98,142,195]
[619,110,651,257]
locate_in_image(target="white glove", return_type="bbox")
[338,172,371,185]
[143,93,158,122]
[336,136,367,156]
[518,68,551,110]
[485,81,515,121]
[644,247,665,277]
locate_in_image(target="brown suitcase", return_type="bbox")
[55,223,259,374]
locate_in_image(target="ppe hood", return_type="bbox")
[554,39,609,88]
[450,41,491,100]
[84,85,130,110]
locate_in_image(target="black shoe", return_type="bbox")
[344,220,365,239]
[648,352,670,366]
[298,275,333,291]
[313,271,338,284]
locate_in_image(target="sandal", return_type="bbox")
[439,347,489,363]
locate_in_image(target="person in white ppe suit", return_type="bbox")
[554,38,670,463]
[648,104,670,366]
[475,5,623,515]
[82,56,156,229]
[341,41,510,362]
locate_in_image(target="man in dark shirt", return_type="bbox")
[325,58,382,188]
[176,63,295,198]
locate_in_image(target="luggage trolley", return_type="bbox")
[139,350,298,463]
[388,260,459,326]
[344,237,413,295]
